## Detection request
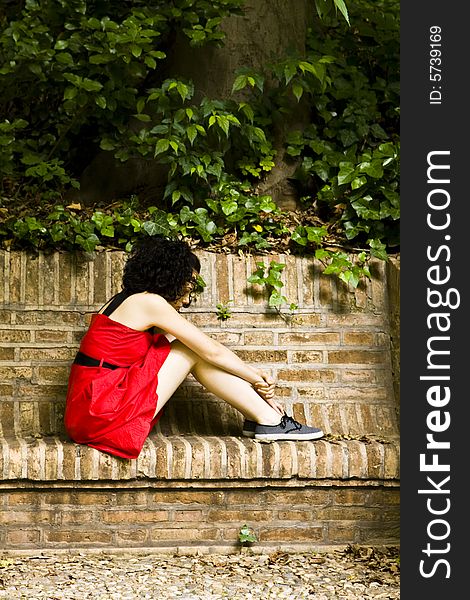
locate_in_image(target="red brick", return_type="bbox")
[265,490,330,507]
[0,510,54,525]
[24,255,40,304]
[243,331,274,345]
[60,512,95,525]
[42,492,115,506]
[17,384,67,400]
[15,310,82,325]
[0,310,11,324]
[115,529,149,544]
[0,365,33,381]
[327,314,384,327]
[368,488,400,506]
[8,252,22,303]
[45,530,113,544]
[0,384,13,396]
[7,492,41,506]
[7,529,41,545]
[102,510,169,524]
[208,509,273,522]
[0,329,31,342]
[341,369,376,383]
[93,251,108,304]
[152,491,224,506]
[36,366,70,383]
[327,524,359,543]
[34,330,70,343]
[20,347,76,361]
[236,350,287,362]
[278,510,311,521]
[115,491,148,506]
[209,332,242,345]
[58,252,74,304]
[328,350,386,365]
[0,347,15,360]
[215,254,230,303]
[279,332,340,345]
[343,332,376,346]
[42,253,57,305]
[297,387,325,399]
[290,351,323,363]
[260,526,323,542]
[291,314,322,326]
[357,522,399,544]
[174,510,205,522]
[149,528,219,542]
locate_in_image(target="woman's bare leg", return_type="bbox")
[154,340,281,424]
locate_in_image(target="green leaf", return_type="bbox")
[131,45,142,58]
[89,54,112,64]
[216,115,230,136]
[333,0,350,24]
[306,226,327,244]
[56,52,74,66]
[291,226,308,246]
[81,78,103,92]
[154,139,170,155]
[359,160,384,179]
[337,162,356,185]
[351,176,367,190]
[293,83,303,101]
[368,238,389,261]
[144,56,157,69]
[133,113,151,122]
[239,524,257,544]
[63,86,77,101]
[284,63,297,84]
[95,96,107,109]
[100,139,116,151]
[187,124,197,145]
[232,75,248,93]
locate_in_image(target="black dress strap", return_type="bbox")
[100,290,132,317]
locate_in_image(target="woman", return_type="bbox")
[64,236,323,459]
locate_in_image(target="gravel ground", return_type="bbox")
[0,547,400,600]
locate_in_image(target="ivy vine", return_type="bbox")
[1,1,399,288]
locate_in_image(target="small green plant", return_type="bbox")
[216,299,233,321]
[189,274,207,305]
[248,260,298,322]
[238,523,257,545]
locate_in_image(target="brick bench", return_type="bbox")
[0,250,400,551]
[1,433,399,483]
[0,432,399,551]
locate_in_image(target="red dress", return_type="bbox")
[64,292,171,459]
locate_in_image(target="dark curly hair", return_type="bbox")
[122,237,201,302]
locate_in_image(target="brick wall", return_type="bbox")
[0,484,399,550]
[0,249,400,551]
[0,249,399,440]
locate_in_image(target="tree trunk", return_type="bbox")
[72,0,313,208]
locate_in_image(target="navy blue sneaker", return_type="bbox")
[254,414,324,442]
[242,419,257,438]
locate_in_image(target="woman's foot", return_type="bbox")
[242,419,257,438]
[242,415,324,441]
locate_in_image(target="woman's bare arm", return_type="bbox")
[141,294,267,386]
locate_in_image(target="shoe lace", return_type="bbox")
[280,415,302,431]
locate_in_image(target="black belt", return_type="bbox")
[73,351,128,370]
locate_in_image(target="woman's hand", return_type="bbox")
[253,370,284,415]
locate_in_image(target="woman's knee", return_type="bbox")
[167,339,199,365]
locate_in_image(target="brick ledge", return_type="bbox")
[1,434,399,482]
